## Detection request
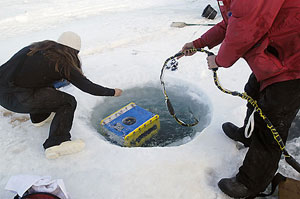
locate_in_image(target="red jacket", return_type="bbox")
[193,0,300,90]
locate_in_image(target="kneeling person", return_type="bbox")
[0,31,123,159]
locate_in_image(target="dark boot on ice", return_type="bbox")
[218,177,254,198]
[222,122,251,147]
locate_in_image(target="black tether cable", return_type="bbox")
[162,48,300,173]
[160,50,199,127]
[204,48,300,173]
[212,66,300,173]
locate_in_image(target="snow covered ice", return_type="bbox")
[1,0,299,198]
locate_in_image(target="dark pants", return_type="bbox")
[236,74,260,147]
[236,74,300,194]
[0,86,77,149]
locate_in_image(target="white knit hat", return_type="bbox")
[57,31,81,51]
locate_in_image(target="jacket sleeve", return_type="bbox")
[216,0,285,68]
[67,66,115,96]
[193,20,227,49]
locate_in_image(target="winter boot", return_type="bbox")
[218,177,254,198]
[45,139,85,159]
[31,112,55,127]
[222,122,251,147]
[222,106,254,147]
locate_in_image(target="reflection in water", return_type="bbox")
[91,85,211,147]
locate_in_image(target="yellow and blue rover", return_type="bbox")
[100,102,160,147]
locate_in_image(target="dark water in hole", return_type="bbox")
[91,85,212,147]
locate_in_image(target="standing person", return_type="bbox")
[0,31,123,159]
[181,0,300,198]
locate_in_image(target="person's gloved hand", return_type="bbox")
[114,88,123,97]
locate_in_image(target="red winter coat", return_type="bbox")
[193,0,300,90]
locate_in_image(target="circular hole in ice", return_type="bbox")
[91,84,212,147]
